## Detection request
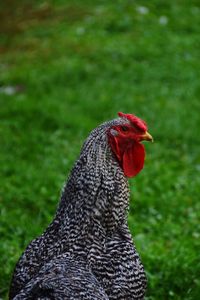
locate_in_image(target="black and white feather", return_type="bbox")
[9,117,147,299]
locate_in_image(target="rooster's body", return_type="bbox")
[10,113,152,299]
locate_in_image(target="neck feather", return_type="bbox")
[57,128,130,232]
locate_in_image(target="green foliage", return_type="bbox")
[0,0,200,299]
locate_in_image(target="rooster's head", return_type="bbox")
[108,112,153,178]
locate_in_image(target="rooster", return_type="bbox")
[9,112,153,300]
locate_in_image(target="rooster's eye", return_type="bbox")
[121,126,129,132]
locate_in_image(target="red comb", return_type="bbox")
[118,112,147,132]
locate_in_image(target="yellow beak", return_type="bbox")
[140,131,153,142]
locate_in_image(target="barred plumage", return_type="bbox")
[10,115,150,299]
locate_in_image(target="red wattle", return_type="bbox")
[122,142,145,177]
[108,132,145,178]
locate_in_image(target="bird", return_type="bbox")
[9,112,153,300]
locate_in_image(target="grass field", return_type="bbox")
[1,0,200,299]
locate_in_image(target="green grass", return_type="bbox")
[1,0,200,299]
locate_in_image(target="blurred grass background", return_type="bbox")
[0,0,200,299]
